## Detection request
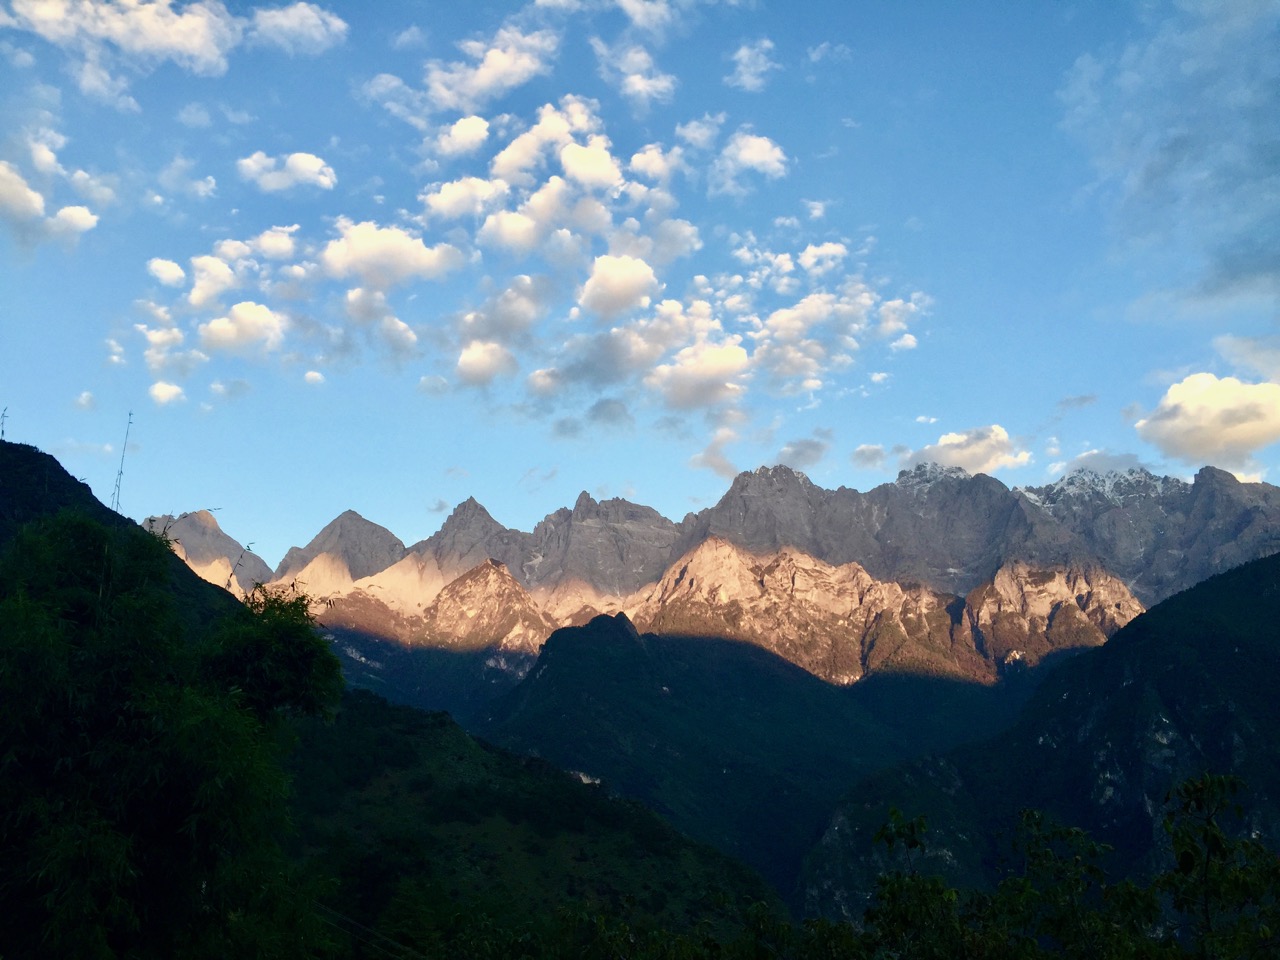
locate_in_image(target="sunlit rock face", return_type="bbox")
[626,538,1141,684]
[274,509,405,583]
[154,461,1280,690]
[414,558,556,654]
[144,510,272,596]
[963,562,1144,667]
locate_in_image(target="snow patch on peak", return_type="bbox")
[1025,467,1186,505]
[895,462,971,490]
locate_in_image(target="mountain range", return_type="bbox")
[149,461,1280,708]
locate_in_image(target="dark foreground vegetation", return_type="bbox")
[1,498,1278,957]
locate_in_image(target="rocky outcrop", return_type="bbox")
[523,491,679,594]
[626,539,1135,684]
[275,509,405,583]
[414,558,556,655]
[963,562,1143,667]
[1018,466,1280,604]
[144,510,272,596]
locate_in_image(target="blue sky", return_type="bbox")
[2,0,1278,565]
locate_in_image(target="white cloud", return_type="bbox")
[321,218,465,289]
[304,370,325,384]
[198,300,288,352]
[149,381,185,405]
[711,129,788,195]
[425,26,559,113]
[797,241,847,277]
[236,151,336,192]
[889,333,917,351]
[675,112,725,150]
[1135,373,1280,469]
[490,95,599,186]
[725,38,780,92]
[5,0,346,107]
[579,254,660,319]
[456,340,518,385]
[0,160,45,221]
[617,0,675,34]
[250,2,347,55]
[646,337,750,408]
[250,224,300,259]
[589,38,676,110]
[48,204,96,234]
[435,115,491,156]
[1215,334,1280,382]
[75,390,95,410]
[559,135,622,190]
[147,257,186,286]
[908,425,1031,473]
[423,176,510,220]
[629,142,684,182]
[188,254,239,308]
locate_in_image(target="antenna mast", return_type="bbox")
[1,407,7,440]
[110,410,133,513]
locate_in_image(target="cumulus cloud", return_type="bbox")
[159,155,217,199]
[425,26,559,113]
[617,0,676,34]
[559,135,623,189]
[198,301,288,352]
[629,142,684,182]
[0,160,97,242]
[711,129,788,195]
[5,0,345,107]
[456,339,518,385]
[646,337,750,409]
[0,160,45,221]
[589,38,676,110]
[725,38,780,92]
[188,254,239,308]
[236,151,336,192]
[250,2,347,55]
[75,390,95,410]
[1135,373,1280,470]
[579,254,660,319]
[908,425,1031,474]
[321,218,465,289]
[422,176,510,220]
[675,112,725,150]
[435,115,491,156]
[250,224,300,260]
[149,381,185,405]
[304,370,325,384]
[797,241,847,277]
[147,257,186,286]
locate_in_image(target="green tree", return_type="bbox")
[0,511,341,958]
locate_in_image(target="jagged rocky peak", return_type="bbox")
[894,462,972,491]
[730,463,818,494]
[1020,465,1185,507]
[144,510,272,595]
[417,557,554,653]
[275,508,405,582]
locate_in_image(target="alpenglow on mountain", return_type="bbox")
[154,462,1280,698]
